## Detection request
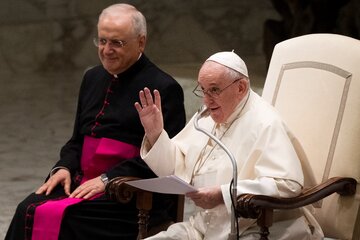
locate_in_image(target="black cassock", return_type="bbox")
[5,54,186,240]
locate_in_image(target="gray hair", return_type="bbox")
[223,65,249,83]
[99,4,147,37]
[223,65,250,94]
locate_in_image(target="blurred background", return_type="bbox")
[0,0,359,237]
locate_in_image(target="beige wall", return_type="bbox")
[0,0,276,119]
[0,0,275,74]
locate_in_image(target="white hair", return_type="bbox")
[99,3,147,37]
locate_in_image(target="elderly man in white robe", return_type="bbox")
[134,51,323,240]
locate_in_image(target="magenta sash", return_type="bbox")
[31,136,140,240]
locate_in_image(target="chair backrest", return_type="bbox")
[261,33,360,239]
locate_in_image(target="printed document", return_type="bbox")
[126,175,197,194]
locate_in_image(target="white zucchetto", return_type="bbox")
[206,50,249,77]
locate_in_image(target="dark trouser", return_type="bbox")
[5,185,175,240]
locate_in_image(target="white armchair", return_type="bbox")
[236,33,360,240]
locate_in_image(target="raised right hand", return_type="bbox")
[134,87,164,146]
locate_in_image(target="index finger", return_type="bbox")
[45,181,57,196]
[35,183,48,195]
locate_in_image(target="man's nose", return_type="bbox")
[103,43,115,53]
[203,95,214,106]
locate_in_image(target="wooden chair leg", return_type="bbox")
[136,191,153,239]
[259,226,270,240]
[257,209,273,240]
[137,208,150,240]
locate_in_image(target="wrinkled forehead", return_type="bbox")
[198,61,230,83]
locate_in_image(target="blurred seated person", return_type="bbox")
[5,3,185,240]
[135,51,323,240]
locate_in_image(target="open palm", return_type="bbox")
[135,88,163,145]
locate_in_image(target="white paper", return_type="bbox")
[126,175,197,194]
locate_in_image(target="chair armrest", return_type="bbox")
[105,176,186,239]
[105,176,153,239]
[235,177,357,240]
[105,176,143,203]
[236,177,357,219]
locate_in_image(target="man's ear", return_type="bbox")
[138,35,146,52]
[238,78,248,95]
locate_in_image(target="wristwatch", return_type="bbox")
[100,173,109,186]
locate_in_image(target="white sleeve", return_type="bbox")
[140,129,177,177]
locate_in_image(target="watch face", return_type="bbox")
[101,174,108,184]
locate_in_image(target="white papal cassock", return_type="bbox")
[141,90,323,240]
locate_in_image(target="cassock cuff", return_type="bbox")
[221,183,233,214]
[140,130,174,176]
[50,166,70,176]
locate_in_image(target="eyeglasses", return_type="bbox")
[93,37,128,49]
[192,79,241,98]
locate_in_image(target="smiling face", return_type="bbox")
[197,61,249,123]
[97,11,146,75]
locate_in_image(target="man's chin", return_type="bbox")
[104,65,120,75]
